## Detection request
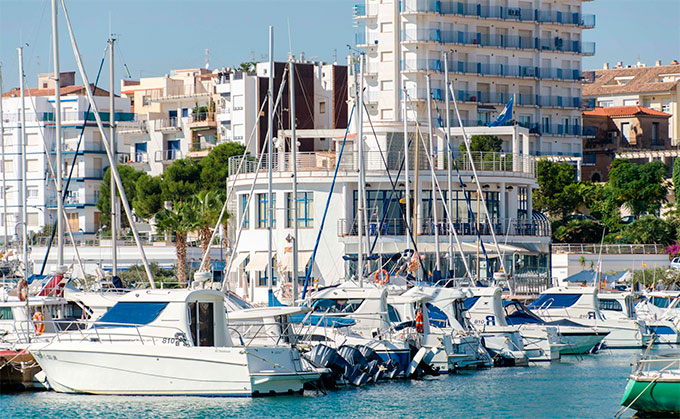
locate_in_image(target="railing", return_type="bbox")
[146,84,211,101]
[152,117,182,131]
[338,217,550,237]
[402,29,595,55]
[355,32,379,46]
[190,112,215,123]
[552,243,668,255]
[400,0,596,28]
[46,193,99,207]
[31,233,172,247]
[354,3,378,17]
[129,152,149,163]
[399,59,582,81]
[154,149,182,162]
[229,151,537,177]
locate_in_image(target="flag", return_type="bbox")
[488,96,514,127]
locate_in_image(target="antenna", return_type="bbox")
[287,17,293,58]
[205,48,210,69]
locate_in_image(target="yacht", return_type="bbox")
[29,289,321,396]
[599,291,680,345]
[464,287,561,362]
[528,286,651,348]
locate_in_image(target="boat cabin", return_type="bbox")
[527,286,602,321]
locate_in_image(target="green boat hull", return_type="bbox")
[621,377,680,415]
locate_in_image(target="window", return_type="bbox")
[256,193,276,228]
[27,187,38,199]
[257,270,277,287]
[319,102,326,114]
[381,51,393,62]
[240,194,250,229]
[597,100,613,108]
[26,133,40,146]
[312,298,365,314]
[182,108,189,118]
[387,304,401,323]
[97,302,169,327]
[599,298,622,312]
[286,192,313,228]
[188,302,215,347]
[380,22,393,33]
[649,296,672,308]
[620,122,631,140]
[3,160,13,174]
[381,80,393,91]
[142,96,150,106]
[623,99,637,106]
[652,122,659,143]
[67,212,79,232]
[27,213,39,226]
[0,306,13,320]
[26,159,39,173]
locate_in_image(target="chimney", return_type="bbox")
[300,51,305,63]
[656,60,662,66]
[616,61,623,68]
[603,62,609,69]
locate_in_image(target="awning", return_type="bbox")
[245,252,271,271]
[229,252,250,267]
[279,250,313,272]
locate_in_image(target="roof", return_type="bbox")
[582,63,680,96]
[583,106,672,118]
[2,84,111,98]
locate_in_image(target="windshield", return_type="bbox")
[312,298,365,314]
[226,292,252,310]
[649,296,671,308]
[97,302,168,328]
[528,294,581,310]
[504,301,544,324]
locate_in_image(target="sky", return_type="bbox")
[0,0,679,94]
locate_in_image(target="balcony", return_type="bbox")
[152,117,182,133]
[43,111,136,123]
[188,112,217,130]
[401,59,582,82]
[229,150,536,178]
[402,29,595,55]
[536,96,583,109]
[120,152,149,166]
[355,32,379,47]
[354,3,378,18]
[146,84,211,102]
[46,193,99,208]
[336,217,550,237]
[400,0,596,28]
[154,149,182,163]
[518,122,582,137]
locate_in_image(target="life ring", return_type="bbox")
[374,269,390,285]
[415,311,424,333]
[32,311,45,336]
[17,279,28,302]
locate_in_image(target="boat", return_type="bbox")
[29,288,321,396]
[619,355,680,416]
[528,286,651,348]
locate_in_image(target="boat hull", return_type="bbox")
[621,377,680,415]
[30,342,318,396]
[558,331,608,355]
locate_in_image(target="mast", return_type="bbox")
[425,74,441,277]
[402,83,410,252]
[109,35,118,277]
[444,53,453,278]
[52,0,64,269]
[357,54,365,286]
[289,58,299,302]
[267,26,274,292]
[0,65,7,248]
[18,47,29,282]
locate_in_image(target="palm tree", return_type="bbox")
[155,201,197,287]
[190,190,227,271]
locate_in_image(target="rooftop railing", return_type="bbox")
[229,151,536,177]
[552,243,668,255]
[147,84,211,102]
[401,0,596,28]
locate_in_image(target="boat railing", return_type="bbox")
[227,318,303,347]
[20,319,193,347]
[634,357,680,376]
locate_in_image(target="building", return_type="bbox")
[0,72,131,240]
[581,106,671,181]
[354,0,595,157]
[582,60,680,146]
[119,68,216,176]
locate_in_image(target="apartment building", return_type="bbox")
[355,0,595,157]
[582,60,680,146]
[119,68,215,176]
[0,72,131,240]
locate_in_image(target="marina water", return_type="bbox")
[2,348,675,418]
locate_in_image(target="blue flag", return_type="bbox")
[487,96,513,127]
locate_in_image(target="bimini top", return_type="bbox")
[117,289,225,304]
[388,290,432,305]
[408,286,469,302]
[310,284,386,301]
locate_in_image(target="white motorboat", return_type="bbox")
[464,287,561,362]
[29,288,321,396]
[528,286,651,349]
[600,291,680,345]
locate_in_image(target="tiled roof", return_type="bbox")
[582,63,680,96]
[583,106,671,118]
[2,84,111,98]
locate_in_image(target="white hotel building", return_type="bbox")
[0,72,131,241]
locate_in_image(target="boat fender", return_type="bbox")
[32,311,45,336]
[415,311,424,333]
[17,279,27,302]
[374,269,389,285]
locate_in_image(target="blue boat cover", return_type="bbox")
[96,302,168,328]
[427,302,450,328]
[563,269,615,284]
[527,293,581,309]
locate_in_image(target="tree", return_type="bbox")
[189,190,227,269]
[97,165,145,228]
[133,173,163,220]
[673,158,680,196]
[621,215,675,245]
[200,141,246,193]
[154,201,197,287]
[460,135,503,153]
[608,159,668,218]
[161,158,202,203]
[235,61,256,72]
[533,160,578,218]
[552,219,605,243]
[118,263,178,289]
